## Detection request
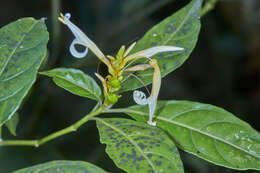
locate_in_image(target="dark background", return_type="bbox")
[0,0,260,172]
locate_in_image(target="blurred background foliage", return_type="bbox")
[0,0,260,172]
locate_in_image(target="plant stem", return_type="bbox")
[200,0,218,17]
[0,105,104,147]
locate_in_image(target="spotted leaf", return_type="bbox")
[119,0,202,92]
[0,18,48,127]
[96,118,184,173]
[124,100,260,170]
[40,68,102,102]
[13,160,108,173]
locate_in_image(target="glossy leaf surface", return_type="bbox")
[14,160,108,173]
[40,68,102,101]
[96,118,184,173]
[125,100,260,170]
[120,0,202,92]
[0,18,48,127]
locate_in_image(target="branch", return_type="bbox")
[0,105,104,147]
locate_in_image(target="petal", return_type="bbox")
[148,100,157,126]
[60,13,111,68]
[124,64,152,72]
[133,90,148,105]
[69,39,88,58]
[125,46,183,62]
[63,13,105,59]
[123,42,136,57]
[95,73,108,95]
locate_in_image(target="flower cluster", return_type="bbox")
[58,13,183,125]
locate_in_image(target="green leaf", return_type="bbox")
[5,112,19,136]
[0,126,2,140]
[124,100,260,170]
[0,18,48,127]
[40,68,102,101]
[14,160,108,173]
[96,118,184,173]
[119,0,202,92]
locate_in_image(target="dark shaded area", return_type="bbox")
[0,0,260,172]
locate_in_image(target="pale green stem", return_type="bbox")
[200,0,218,17]
[0,105,104,147]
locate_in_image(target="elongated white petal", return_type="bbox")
[125,46,183,62]
[124,64,152,72]
[133,90,148,105]
[69,39,88,58]
[123,42,136,57]
[148,99,157,126]
[61,13,111,67]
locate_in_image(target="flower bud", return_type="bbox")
[110,79,121,88]
[107,93,118,104]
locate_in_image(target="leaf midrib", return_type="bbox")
[163,0,195,44]
[0,19,39,77]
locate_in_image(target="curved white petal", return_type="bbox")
[125,46,184,62]
[61,13,111,67]
[69,39,88,58]
[133,90,148,105]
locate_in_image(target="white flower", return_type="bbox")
[58,13,112,69]
[133,59,162,126]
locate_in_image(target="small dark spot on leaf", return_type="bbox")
[119,159,128,165]
[169,146,177,152]
[150,141,155,145]
[9,41,19,48]
[21,32,29,36]
[115,143,120,148]
[162,64,167,70]
[138,143,146,150]
[147,153,152,158]
[165,24,176,34]
[177,164,183,168]
[120,153,125,158]
[154,160,162,166]
[148,169,154,173]
[150,42,157,46]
